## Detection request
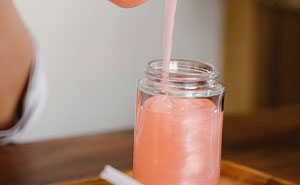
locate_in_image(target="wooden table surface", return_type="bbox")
[0,106,299,185]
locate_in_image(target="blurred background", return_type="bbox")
[13,0,300,142]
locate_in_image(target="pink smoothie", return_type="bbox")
[133,95,223,185]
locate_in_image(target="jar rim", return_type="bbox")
[138,59,224,98]
[146,59,219,81]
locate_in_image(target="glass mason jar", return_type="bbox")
[133,59,225,185]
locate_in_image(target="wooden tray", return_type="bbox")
[58,160,298,185]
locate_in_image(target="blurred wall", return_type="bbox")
[13,0,224,142]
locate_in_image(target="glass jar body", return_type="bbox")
[133,60,225,185]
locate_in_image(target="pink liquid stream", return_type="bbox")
[162,0,178,73]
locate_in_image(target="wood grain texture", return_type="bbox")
[255,4,300,107]
[0,106,299,185]
[220,161,297,185]
[57,161,298,185]
[224,0,300,113]
[259,0,300,11]
[0,131,134,185]
[223,0,259,114]
[222,105,300,183]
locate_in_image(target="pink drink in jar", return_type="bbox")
[133,60,225,185]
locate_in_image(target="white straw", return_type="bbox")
[100,165,143,185]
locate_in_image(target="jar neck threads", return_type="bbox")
[138,59,224,98]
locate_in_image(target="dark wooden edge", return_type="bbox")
[52,160,298,185]
[221,161,299,185]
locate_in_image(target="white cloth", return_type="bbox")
[0,46,47,145]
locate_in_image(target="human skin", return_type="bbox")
[0,0,148,130]
[109,0,147,8]
[0,0,33,130]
